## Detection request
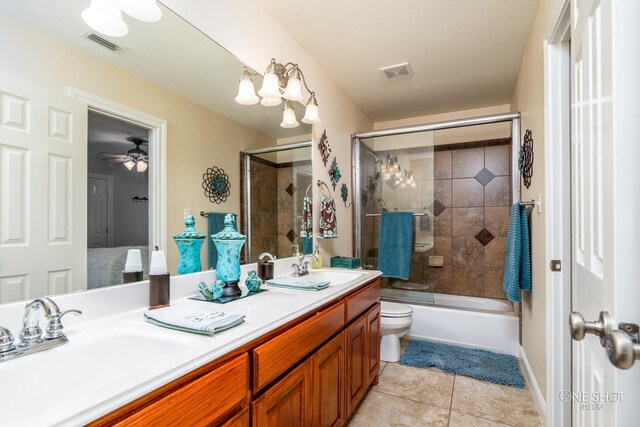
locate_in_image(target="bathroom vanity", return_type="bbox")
[0,263,381,426]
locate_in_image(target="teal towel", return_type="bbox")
[267,278,330,291]
[302,236,313,255]
[208,213,236,269]
[144,306,245,336]
[378,212,413,280]
[503,203,532,302]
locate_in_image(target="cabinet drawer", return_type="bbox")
[253,302,345,392]
[345,280,380,323]
[114,354,249,426]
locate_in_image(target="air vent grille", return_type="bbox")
[85,33,122,53]
[380,62,413,80]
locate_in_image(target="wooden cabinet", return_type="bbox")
[366,303,381,386]
[93,278,380,427]
[312,332,347,427]
[252,359,313,427]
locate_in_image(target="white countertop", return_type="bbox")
[0,259,380,427]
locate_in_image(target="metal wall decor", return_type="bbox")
[202,166,230,204]
[329,156,342,190]
[340,183,352,208]
[318,130,331,166]
[519,129,534,189]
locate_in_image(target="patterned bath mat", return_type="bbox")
[399,338,525,388]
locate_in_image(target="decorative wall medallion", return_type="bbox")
[340,183,352,208]
[518,129,534,189]
[202,166,230,204]
[318,130,331,166]
[329,156,341,190]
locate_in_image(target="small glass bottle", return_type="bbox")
[311,245,323,269]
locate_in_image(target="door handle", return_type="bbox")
[605,329,640,369]
[569,311,612,346]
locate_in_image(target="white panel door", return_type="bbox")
[87,174,112,249]
[0,71,87,303]
[571,0,640,426]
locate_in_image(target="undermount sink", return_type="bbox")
[0,321,205,426]
[292,269,368,286]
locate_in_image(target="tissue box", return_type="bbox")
[330,257,361,269]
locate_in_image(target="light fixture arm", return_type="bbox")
[268,58,316,101]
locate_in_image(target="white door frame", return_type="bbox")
[544,1,572,426]
[68,88,167,253]
[87,172,114,248]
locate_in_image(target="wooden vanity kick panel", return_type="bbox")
[345,279,381,323]
[113,354,249,426]
[253,301,345,392]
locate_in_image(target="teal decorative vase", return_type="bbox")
[245,270,262,292]
[211,214,246,297]
[173,215,206,275]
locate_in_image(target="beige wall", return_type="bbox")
[0,17,275,272]
[162,0,373,263]
[510,0,555,402]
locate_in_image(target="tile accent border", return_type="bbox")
[519,346,547,426]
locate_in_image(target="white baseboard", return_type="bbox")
[520,346,547,426]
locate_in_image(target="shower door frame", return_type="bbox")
[352,112,521,264]
[242,140,312,262]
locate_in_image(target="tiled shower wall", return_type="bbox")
[248,159,278,261]
[425,140,511,298]
[277,162,312,256]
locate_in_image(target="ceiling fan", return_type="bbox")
[98,137,149,172]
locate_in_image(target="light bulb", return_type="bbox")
[116,0,162,22]
[302,94,321,124]
[280,101,299,128]
[258,71,281,100]
[82,0,128,37]
[124,159,136,170]
[235,70,259,105]
[283,69,304,102]
[136,160,148,172]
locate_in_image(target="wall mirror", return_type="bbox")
[0,0,312,305]
[241,142,313,263]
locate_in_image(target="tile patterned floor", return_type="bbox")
[349,339,541,427]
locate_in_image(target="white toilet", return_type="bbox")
[379,301,413,362]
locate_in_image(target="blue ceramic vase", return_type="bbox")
[211,214,246,297]
[173,215,206,275]
[245,270,262,292]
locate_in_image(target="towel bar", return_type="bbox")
[200,211,209,217]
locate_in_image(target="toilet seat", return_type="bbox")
[381,301,413,318]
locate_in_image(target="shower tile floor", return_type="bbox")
[348,339,541,427]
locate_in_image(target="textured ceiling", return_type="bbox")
[255,0,539,122]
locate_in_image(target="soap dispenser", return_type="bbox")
[311,245,322,269]
[258,252,276,282]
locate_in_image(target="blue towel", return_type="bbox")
[208,213,236,269]
[503,203,532,302]
[302,236,313,255]
[378,212,413,280]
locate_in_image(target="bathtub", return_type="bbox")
[382,292,520,356]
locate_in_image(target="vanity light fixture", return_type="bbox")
[82,0,162,38]
[235,59,322,128]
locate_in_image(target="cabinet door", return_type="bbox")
[312,332,346,427]
[252,358,313,427]
[366,303,381,385]
[221,407,249,427]
[345,315,367,417]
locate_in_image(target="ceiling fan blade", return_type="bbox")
[98,152,128,160]
[102,158,128,163]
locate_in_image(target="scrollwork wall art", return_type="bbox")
[318,130,331,167]
[518,129,534,189]
[329,157,341,191]
[202,166,230,204]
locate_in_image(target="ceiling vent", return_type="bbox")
[84,32,122,53]
[380,62,413,80]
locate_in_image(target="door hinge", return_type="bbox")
[550,260,562,272]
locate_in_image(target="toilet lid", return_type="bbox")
[381,301,413,317]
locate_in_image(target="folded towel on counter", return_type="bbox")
[207,213,237,269]
[266,278,330,291]
[378,211,414,280]
[318,196,338,238]
[144,306,245,335]
[502,202,532,302]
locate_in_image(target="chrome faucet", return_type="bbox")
[0,297,82,363]
[291,254,318,277]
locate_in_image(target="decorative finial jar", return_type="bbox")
[211,214,246,297]
[172,215,206,274]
